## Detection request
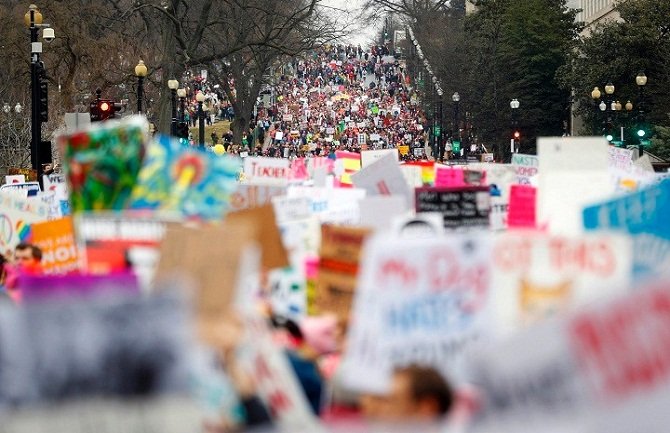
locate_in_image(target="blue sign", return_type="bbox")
[583,179,670,278]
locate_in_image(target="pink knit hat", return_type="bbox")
[300,314,338,355]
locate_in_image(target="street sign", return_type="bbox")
[433,125,441,136]
[641,139,651,146]
[452,140,461,152]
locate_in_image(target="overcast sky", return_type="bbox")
[322,0,380,46]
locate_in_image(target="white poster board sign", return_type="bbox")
[243,157,290,186]
[538,137,613,235]
[360,149,399,167]
[351,153,412,209]
[342,234,493,393]
[470,280,670,433]
[491,231,632,338]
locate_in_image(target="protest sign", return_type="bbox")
[399,164,423,188]
[351,153,413,208]
[398,145,410,156]
[0,292,192,408]
[469,280,670,433]
[156,222,257,334]
[130,135,241,220]
[30,217,79,274]
[225,204,289,270]
[4,174,25,184]
[268,267,307,320]
[0,181,41,195]
[75,212,172,290]
[0,192,50,257]
[583,179,670,279]
[415,186,490,230]
[360,149,398,167]
[43,174,69,215]
[537,137,613,235]
[272,196,312,224]
[19,272,138,302]
[59,116,148,211]
[391,213,444,238]
[240,313,322,431]
[491,232,632,338]
[289,158,309,181]
[335,151,361,187]
[229,184,287,212]
[287,187,366,225]
[434,166,487,188]
[507,185,537,228]
[243,157,290,185]
[359,196,409,231]
[315,225,371,321]
[342,234,493,393]
[511,153,539,185]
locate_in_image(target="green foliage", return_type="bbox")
[559,0,670,138]
[461,0,579,159]
[649,126,670,161]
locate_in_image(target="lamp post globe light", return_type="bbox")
[167,79,179,136]
[135,60,148,114]
[196,90,206,147]
[636,71,648,157]
[25,4,54,183]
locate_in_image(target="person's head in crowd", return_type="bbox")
[14,243,42,270]
[361,365,454,421]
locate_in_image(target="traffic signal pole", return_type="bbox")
[29,14,42,182]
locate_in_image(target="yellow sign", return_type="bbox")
[398,145,410,156]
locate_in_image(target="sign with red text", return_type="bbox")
[491,232,632,338]
[241,313,321,431]
[243,157,290,186]
[511,153,539,185]
[470,280,670,433]
[342,234,493,393]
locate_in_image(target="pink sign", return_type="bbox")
[507,184,536,228]
[434,166,487,188]
[289,158,309,180]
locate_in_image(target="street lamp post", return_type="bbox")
[452,92,460,158]
[591,86,602,135]
[437,89,444,162]
[167,79,179,136]
[177,88,187,122]
[636,71,647,157]
[510,98,520,154]
[135,60,147,114]
[196,90,205,147]
[25,4,54,183]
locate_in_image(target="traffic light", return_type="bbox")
[90,98,121,122]
[513,130,520,140]
[98,99,113,121]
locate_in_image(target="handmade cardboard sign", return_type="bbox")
[315,225,371,321]
[342,233,493,393]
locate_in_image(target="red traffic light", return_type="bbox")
[100,101,110,112]
[513,131,521,139]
